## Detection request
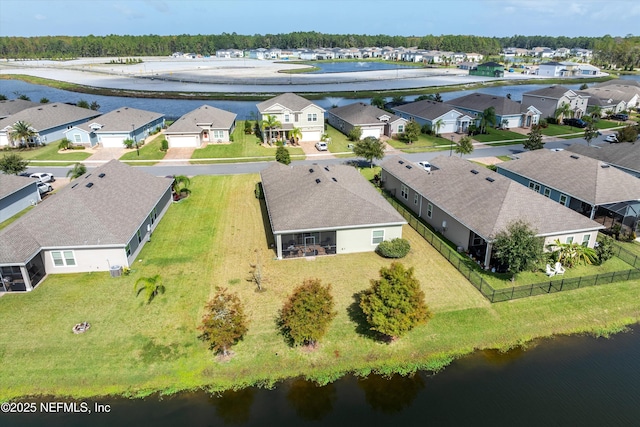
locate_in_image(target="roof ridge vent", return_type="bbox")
[470,169,479,174]
[315,178,321,184]
[570,155,579,159]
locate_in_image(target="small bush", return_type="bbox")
[160,139,169,151]
[376,238,410,258]
[595,235,615,265]
[254,182,264,199]
[421,124,432,135]
[123,138,134,149]
[538,118,549,128]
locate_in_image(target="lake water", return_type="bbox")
[307,61,418,74]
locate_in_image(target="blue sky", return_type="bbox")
[1,0,638,38]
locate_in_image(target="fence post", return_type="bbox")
[594,274,599,286]
[628,270,632,280]
[530,284,534,296]
[511,286,515,300]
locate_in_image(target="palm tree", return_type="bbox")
[9,121,37,148]
[554,102,573,124]
[479,107,497,134]
[172,175,191,199]
[66,162,87,180]
[260,114,281,145]
[289,127,302,145]
[134,275,165,304]
[547,239,597,268]
[588,105,602,122]
[433,119,444,137]
[454,136,474,157]
[371,95,385,109]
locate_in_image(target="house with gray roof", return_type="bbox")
[392,100,472,134]
[522,86,590,120]
[381,155,603,269]
[0,174,41,223]
[446,93,541,129]
[566,143,640,178]
[0,160,173,292]
[164,105,237,148]
[256,93,325,143]
[580,79,640,114]
[327,102,407,139]
[0,102,101,147]
[0,99,39,120]
[260,162,406,260]
[496,149,640,234]
[64,107,164,148]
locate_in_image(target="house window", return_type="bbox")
[213,130,224,139]
[125,244,131,256]
[582,234,590,246]
[284,114,290,122]
[559,194,568,206]
[137,230,142,243]
[51,250,76,267]
[543,188,551,198]
[372,230,384,244]
[427,203,433,218]
[566,236,574,244]
[400,184,409,200]
[528,181,541,192]
[398,124,404,133]
[73,134,81,143]
[307,113,318,122]
[414,193,419,205]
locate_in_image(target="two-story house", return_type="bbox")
[521,86,590,119]
[256,93,325,143]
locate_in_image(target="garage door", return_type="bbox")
[169,135,199,148]
[301,131,322,142]
[361,128,382,139]
[100,136,125,148]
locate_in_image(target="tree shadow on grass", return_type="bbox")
[347,291,387,342]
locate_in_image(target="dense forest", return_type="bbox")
[0,32,637,69]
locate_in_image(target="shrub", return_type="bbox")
[538,118,549,128]
[421,124,432,135]
[595,235,615,265]
[254,182,264,199]
[546,117,558,125]
[376,238,410,258]
[244,121,253,134]
[123,138,134,149]
[275,146,291,165]
[58,138,72,150]
[160,139,169,151]
[348,126,363,142]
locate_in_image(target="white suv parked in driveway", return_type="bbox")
[315,142,328,151]
[37,182,53,195]
[30,172,55,183]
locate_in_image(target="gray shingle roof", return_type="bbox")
[0,99,40,119]
[447,93,524,116]
[328,102,404,126]
[256,93,324,113]
[522,85,574,99]
[497,149,640,205]
[381,155,603,240]
[392,100,465,121]
[0,103,101,133]
[0,160,173,264]
[80,107,164,133]
[0,174,35,200]
[566,143,640,175]
[165,105,237,134]
[260,162,406,233]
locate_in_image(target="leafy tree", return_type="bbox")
[353,136,385,168]
[579,83,589,90]
[260,114,281,144]
[134,274,165,304]
[588,105,602,121]
[76,99,90,109]
[595,235,616,265]
[39,97,50,104]
[479,106,497,134]
[243,120,253,134]
[0,153,30,175]
[9,120,37,147]
[58,138,72,150]
[348,126,363,142]
[278,278,336,347]
[432,118,444,136]
[583,120,599,146]
[617,125,639,142]
[403,120,421,144]
[391,95,405,105]
[554,102,573,124]
[89,101,100,111]
[371,95,385,109]
[493,220,543,277]
[454,135,474,157]
[66,162,87,180]
[198,287,248,357]
[275,146,291,165]
[17,93,30,101]
[434,92,443,102]
[524,125,545,150]
[359,262,432,340]
[0,94,6,101]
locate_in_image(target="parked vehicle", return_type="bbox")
[37,182,53,195]
[315,142,328,151]
[417,161,432,172]
[604,134,619,143]
[30,172,55,183]
[610,113,629,121]
[562,118,587,128]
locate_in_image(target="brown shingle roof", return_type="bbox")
[392,100,465,121]
[260,162,405,233]
[0,174,36,200]
[522,85,574,99]
[165,105,237,134]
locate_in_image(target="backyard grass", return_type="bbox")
[1,174,639,401]
[190,121,304,163]
[471,128,527,143]
[119,133,167,165]
[3,142,92,166]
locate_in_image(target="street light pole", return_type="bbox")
[450,135,454,157]
[132,124,139,156]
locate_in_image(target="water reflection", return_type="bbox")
[358,373,425,414]
[286,379,337,421]
[208,388,256,425]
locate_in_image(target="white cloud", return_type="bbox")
[34,14,46,21]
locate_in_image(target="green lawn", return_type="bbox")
[3,142,92,166]
[386,133,451,153]
[119,133,167,165]
[1,174,640,401]
[541,124,580,137]
[472,128,527,143]
[191,121,304,163]
[324,125,354,156]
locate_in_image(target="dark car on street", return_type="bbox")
[563,118,587,128]
[610,113,629,121]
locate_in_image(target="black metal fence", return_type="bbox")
[385,196,640,303]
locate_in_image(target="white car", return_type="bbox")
[604,134,618,143]
[30,172,55,183]
[417,161,432,172]
[315,142,328,151]
[37,182,53,195]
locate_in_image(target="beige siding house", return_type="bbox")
[256,93,325,143]
[327,102,407,139]
[165,104,237,148]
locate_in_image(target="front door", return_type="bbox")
[304,236,316,253]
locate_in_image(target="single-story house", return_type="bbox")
[260,162,406,260]
[0,160,173,292]
[446,93,541,129]
[164,105,237,148]
[0,102,101,147]
[327,102,407,139]
[0,174,41,223]
[64,107,164,148]
[381,155,604,269]
[0,99,39,120]
[522,86,590,119]
[566,143,640,179]
[497,149,640,233]
[256,93,325,143]
[392,100,473,134]
[469,62,504,77]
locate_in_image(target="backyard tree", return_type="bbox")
[0,153,29,175]
[76,99,90,109]
[39,97,49,104]
[198,287,248,357]
[454,135,474,157]
[67,162,87,180]
[371,95,385,109]
[359,262,432,340]
[479,107,497,134]
[348,126,363,142]
[275,146,291,165]
[616,125,639,142]
[493,220,543,277]
[524,125,544,150]
[403,120,421,144]
[353,136,385,168]
[134,274,165,304]
[278,278,337,348]
[9,120,37,147]
[432,118,444,136]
